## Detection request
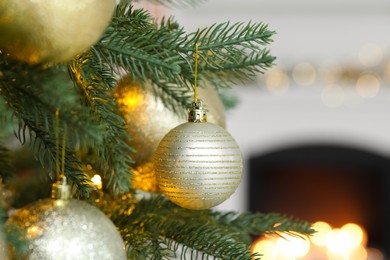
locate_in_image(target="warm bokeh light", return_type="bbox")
[265,68,290,95]
[292,62,317,86]
[356,74,380,98]
[349,245,368,260]
[311,221,332,246]
[326,250,350,260]
[252,239,278,260]
[358,43,383,67]
[118,88,144,110]
[341,223,365,249]
[326,229,353,254]
[27,225,42,237]
[252,222,383,259]
[91,174,102,190]
[276,233,310,258]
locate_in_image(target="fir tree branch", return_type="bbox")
[0,97,15,138]
[111,3,153,32]
[90,4,275,112]
[148,79,192,116]
[184,22,274,51]
[69,56,135,194]
[0,55,105,148]
[100,195,312,259]
[183,22,276,84]
[0,54,102,195]
[210,211,315,242]
[16,118,92,196]
[111,196,253,259]
[124,229,174,259]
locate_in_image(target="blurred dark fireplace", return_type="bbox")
[249,144,390,255]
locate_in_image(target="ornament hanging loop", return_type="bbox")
[188,44,207,123]
[51,176,71,201]
[55,109,60,178]
[188,100,207,123]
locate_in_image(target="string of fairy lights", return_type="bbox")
[257,43,390,107]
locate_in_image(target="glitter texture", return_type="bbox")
[0,0,116,63]
[115,79,226,192]
[9,199,126,260]
[154,122,243,210]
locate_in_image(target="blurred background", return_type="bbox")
[170,0,390,259]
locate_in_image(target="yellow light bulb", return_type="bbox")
[276,233,310,258]
[341,223,365,248]
[91,174,102,190]
[311,221,332,246]
[326,229,353,254]
[252,239,277,260]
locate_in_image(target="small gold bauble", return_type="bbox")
[115,79,226,192]
[0,0,116,63]
[8,199,126,260]
[154,122,243,210]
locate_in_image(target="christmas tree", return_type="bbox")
[0,0,314,259]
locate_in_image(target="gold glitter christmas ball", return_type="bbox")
[0,0,116,64]
[8,199,126,260]
[154,102,243,210]
[115,79,226,192]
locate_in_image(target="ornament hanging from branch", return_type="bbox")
[8,179,127,260]
[153,44,243,210]
[115,78,226,193]
[7,110,126,259]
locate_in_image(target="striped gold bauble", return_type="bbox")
[154,101,242,210]
[115,78,226,193]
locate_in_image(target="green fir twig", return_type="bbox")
[90,3,275,113]
[68,56,135,194]
[0,54,102,195]
[102,196,313,259]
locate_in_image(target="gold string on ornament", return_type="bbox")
[55,109,67,180]
[53,109,70,201]
[55,109,60,178]
[194,43,199,103]
[61,127,66,178]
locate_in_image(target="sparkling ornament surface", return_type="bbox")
[0,0,116,63]
[8,199,126,260]
[115,79,226,192]
[154,122,243,210]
